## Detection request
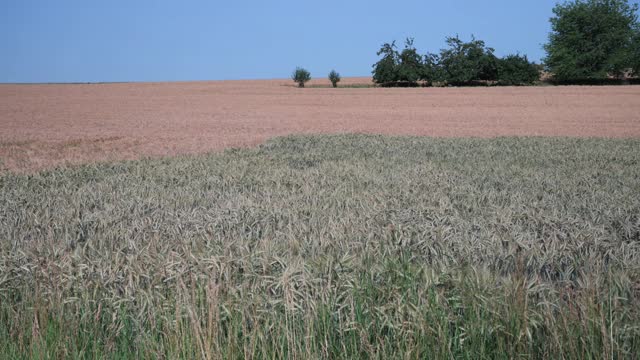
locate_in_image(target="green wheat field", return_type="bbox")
[1,135,639,359]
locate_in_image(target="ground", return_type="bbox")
[1,78,639,171]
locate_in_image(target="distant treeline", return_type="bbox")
[372,37,540,87]
[372,0,640,87]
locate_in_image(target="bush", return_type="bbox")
[544,0,639,81]
[328,70,341,88]
[292,67,311,88]
[498,54,540,85]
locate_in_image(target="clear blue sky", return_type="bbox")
[0,0,621,83]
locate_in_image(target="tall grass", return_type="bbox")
[1,135,639,359]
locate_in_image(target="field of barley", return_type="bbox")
[1,134,639,358]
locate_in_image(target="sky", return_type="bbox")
[1,0,627,83]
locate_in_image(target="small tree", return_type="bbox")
[544,0,639,80]
[328,70,341,87]
[498,54,540,85]
[372,41,399,86]
[292,67,311,88]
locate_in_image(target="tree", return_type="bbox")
[439,36,499,85]
[477,49,499,81]
[328,70,341,88]
[292,67,311,88]
[544,0,639,80]
[498,54,540,85]
[632,27,640,76]
[397,38,423,85]
[372,41,399,86]
[422,53,445,85]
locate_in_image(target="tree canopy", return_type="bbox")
[292,67,311,88]
[396,38,424,84]
[438,36,499,85]
[371,41,399,85]
[497,54,541,85]
[544,0,640,80]
[328,70,341,88]
[372,36,539,86]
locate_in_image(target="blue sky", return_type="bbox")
[0,0,622,83]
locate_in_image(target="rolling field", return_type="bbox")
[1,81,640,358]
[1,78,640,172]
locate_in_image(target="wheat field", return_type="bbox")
[1,135,639,358]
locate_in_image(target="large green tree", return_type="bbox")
[544,0,639,80]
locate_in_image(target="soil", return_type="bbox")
[1,77,639,172]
